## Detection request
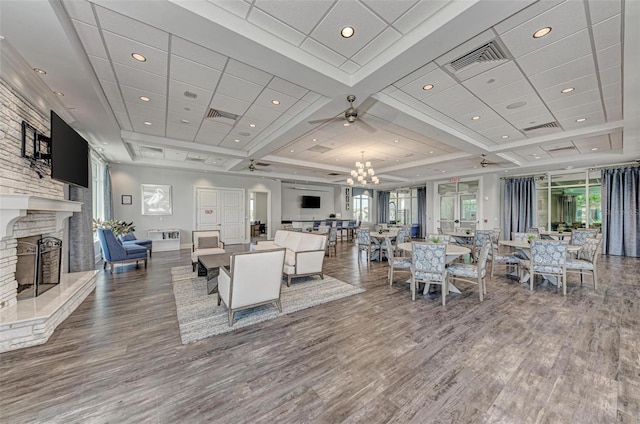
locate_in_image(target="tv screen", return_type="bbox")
[301,195,321,208]
[50,110,89,188]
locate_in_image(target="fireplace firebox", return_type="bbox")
[16,236,62,300]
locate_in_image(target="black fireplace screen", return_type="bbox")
[16,236,62,299]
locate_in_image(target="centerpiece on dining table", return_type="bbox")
[378,228,384,234]
[429,236,441,243]
[526,234,537,244]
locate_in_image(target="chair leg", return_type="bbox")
[478,276,484,302]
[144,258,148,269]
[110,263,114,274]
[441,279,447,306]
[228,309,234,326]
[563,271,567,296]
[593,270,598,290]
[411,276,416,301]
[103,261,107,270]
[389,267,393,286]
[276,299,282,312]
[529,271,534,291]
[217,293,221,305]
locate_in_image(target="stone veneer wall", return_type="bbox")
[0,79,67,309]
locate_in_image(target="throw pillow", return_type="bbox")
[199,236,219,249]
[120,232,136,242]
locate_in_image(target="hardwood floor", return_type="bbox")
[1,241,639,423]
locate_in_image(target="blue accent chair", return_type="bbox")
[118,232,153,257]
[97,228,148,274]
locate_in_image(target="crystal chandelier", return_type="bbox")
[347,151,379,186]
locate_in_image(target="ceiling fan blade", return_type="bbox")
[308,115,342,125]
[357,118,376,133]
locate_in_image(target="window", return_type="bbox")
[353,194,370,222]
[249,192,255,222]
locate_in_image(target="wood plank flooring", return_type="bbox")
[1,241,639,423]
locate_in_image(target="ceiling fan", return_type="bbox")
[308,95,376,133]
[248,159,256,172]
[480,154,499,168]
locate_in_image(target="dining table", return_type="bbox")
[540,230,572,240]
[397,242,471,294]
[498,240,580,284]
[444,231,475,246]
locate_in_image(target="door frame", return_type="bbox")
[194,186,245,244]
[248,189,272,240]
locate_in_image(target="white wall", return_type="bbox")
[110,165,281,246]
[254,192,268,223]
[281,183,335,221]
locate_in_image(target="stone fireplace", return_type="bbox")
[0,194,97,352]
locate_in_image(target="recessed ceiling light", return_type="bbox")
[140,96,150,102]
[271,99,280,105]
[234,139,240,142]
[97,147,104,152]
[131,53,147,62]
[144,121,152,126]
[422,84,434,90]
[290,149,294,153]
[336,158,339,161]
[561,87,575,93]
[394,140,399,143]
[429,151,434,154]
[416,174,420,177]
[396,159,400,162]
[68,107,77,111]
[533,27,552,38]
[101,142,109,145]
[343,123,350,126]
[534,156,540,159]
[249,123,256,128]
[33,68,46,74]
[341,26,355,38]
[501,135,509,139]
[312,138,317,142]
[54,91,64,96]
[181,119,189,124]
[474,166,477,169]
[442,170,446,173]
[591,147,598,151]
[472,116,480,120]
[576,118,587,122]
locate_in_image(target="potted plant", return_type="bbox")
[526,234,536,244]
[378,227,384,234]
[93,218,136,237]
[465,229,471,235]
[557,225,565,233]
[429,236,441,243]
[329,213,336,218]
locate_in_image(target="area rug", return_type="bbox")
[171,266,365,344]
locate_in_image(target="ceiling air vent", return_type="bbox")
[522,121,559,131]
[547,145,576,153]
[186,157,206,163]
[206,108,238,122]
[450,41,507,71]
[308,145,332,153]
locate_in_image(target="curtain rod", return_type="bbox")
[500,174,546,180]
[588,161,640,171]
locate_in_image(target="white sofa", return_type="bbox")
[252,230,327,286]
[191,230,225,271]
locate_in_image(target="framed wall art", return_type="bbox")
[121,194,132,205]
[141,184,172,215]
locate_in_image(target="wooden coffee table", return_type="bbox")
[197,252,231,295]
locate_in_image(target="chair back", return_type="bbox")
[476,241,492,278]
[118,232,138,243]
[530,240,568,268]
[578,237,601,262]
[97,228,125,262]
[192,230,222,250]
[474,230,493,250]
[512,232,539,241]
[571,229,599,246]
[526,227,540,234]
[396,228,410,244]
[328,227,337,244]
[426,234,450,243]
[227,248,286,309]
[356,229,370,246]
[412,242,446,274]
[385,237,396,262]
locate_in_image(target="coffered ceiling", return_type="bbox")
[1,0,638,187]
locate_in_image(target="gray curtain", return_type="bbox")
[503,177,536,240]
[68,165,94,272]
[417,187,426,238]
[377,191,389,223]
[104,164,113,221]
[602,167,640,256]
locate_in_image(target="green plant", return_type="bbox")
[526,234,536,241]
[429,237,441,243]
[557,225,565,232]
[93,218,135,237]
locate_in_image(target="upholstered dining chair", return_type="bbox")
[410,242,448,304]
[395,228,411,244]
[473,230,493,263]
[520,240,568,295]
[97,228,148,274]
[447,241,491,302]
[356,229,374,263]
[570,229,599,246]
[326,227,338,257]
[385,237,412,286]
[525,227,540,234]
[566,237,602,290]
[512,232,539,241]
[218,248,286,326]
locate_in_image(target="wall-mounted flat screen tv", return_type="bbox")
[301,195,321,208]
[50,110,89,188]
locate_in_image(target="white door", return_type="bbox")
[195,188,245,244]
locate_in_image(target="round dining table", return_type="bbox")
[369,230,398,260]
[397,242,471,294]
[498,240,580,284]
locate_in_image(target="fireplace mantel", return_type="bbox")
[0,194,82,239]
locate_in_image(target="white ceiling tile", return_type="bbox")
[422,84,471,110]
[310,1,387,58]
[601,81,621,100]
[501,104,552,124]
[100,79,123,103]
[247,7,306,47]
[166,121,199,141]
[113,63,167,95]
[547,88,600,111]
[167,98,207,120]
[113,111,132,131]
[592,14,622,51]
[484,129,526,144]
[605,105,622,122]
[95,5,168,51]
[268,77,308,99]
[195,120,233,144]
[589,0,621,24]
[225,59,272,86]
[125,102,166,121]
[283,100,312,118]
[168,79,213,107]
[462,62,524,96]
[599,65,621,86]
[244,103,283,122]
[340,60,361,74]
[571,134,611,153]
[465,115,511,132]
[499,1,587,58]
[163,148,189,162]
[216,73,264,103]
[351,26,402,66]
[510,112,557,129]
[517,29,592,76]
[130,116,165,136]
[121,85,166,110]
[558,110,605,129]
[210,93,251,116]
[362,0,419,24]
[610,132,622,149]
[88,55,115,82]
[220,134,251,149]
[72,20,108,59]
[255,88,298,110]
[253,0,332,34]
[170,55,222,91]
[393,62,437,88]
[476,78,531,105]
[300,37,347,68]
[302,91,322,104]
[65,1,96,25]
[166,109,202,127]
[538,73,599,103]
[103,31,168,76]
[210,0,251,18]
[392,0,449,35]
[596,43,621,69]
[438,97,486,118]
[494,0,563,35]
[528,55,594,89]
[170,36,228,70]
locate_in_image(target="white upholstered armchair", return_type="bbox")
[217,248,286,326]
[191,230,225,271]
